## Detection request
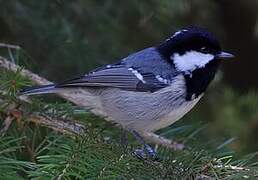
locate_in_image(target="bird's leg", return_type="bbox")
[120,130,128,148]
[131,130,157,160]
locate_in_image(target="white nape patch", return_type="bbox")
[155,75,170,84]
[172,51,214,73]
[106,65,111,68]
[128,68,146,83]
[166,29,188,41]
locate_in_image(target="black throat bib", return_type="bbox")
[184,60,220,101]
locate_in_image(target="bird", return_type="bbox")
[20,26,234,159]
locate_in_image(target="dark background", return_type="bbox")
[0,0,258,155]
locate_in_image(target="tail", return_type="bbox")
[19,84,56,95]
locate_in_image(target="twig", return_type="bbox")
[0,43,21,50]
[0,116,14,136]
[0,90,31,103]
[143,132,184,150]
[0,102,18,136]
[0,56,184,150]
[0,98,86,136]
[0,56,97,107]
[28,114,86,136]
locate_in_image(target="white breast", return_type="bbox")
[96,74,203,132]
[150,95,202,132]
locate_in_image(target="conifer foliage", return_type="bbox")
[0,54,257,179]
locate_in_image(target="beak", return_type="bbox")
[216,51,235,59]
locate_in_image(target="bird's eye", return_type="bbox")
[200,46,209,53]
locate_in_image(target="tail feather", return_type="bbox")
[19,84,56,95]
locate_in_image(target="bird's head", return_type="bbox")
[157,27,234,100]
[157,26,234,74]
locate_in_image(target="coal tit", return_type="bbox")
[20,27,234,158]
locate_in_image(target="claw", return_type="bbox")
[120,130,128,147]
[144,144,157,159]
[133,149,148,159]
[132,146,158,160]
[131,130,158,160]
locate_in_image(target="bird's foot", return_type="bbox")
[133,144,158,160]
[131,130,158,160]
[120,130,129,150]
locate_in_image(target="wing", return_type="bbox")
[56,64,168,92]
[56,47,178,92]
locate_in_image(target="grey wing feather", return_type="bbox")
[56,47,177,92]
[56,65,167,92]
[57,66,137,89]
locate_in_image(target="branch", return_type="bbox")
[0,116,14,136]
[0,43,21,50]
[0,94,86,136]
[0,56,184,150]
[28,114,86,136]
[143,132,184,150]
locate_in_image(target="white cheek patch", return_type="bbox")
[171,51,214,73]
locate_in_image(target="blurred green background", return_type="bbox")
[0,0,258,155]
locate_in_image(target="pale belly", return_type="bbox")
[65,75,203,133]
[98,76,203,132]
[140,95,202,132]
